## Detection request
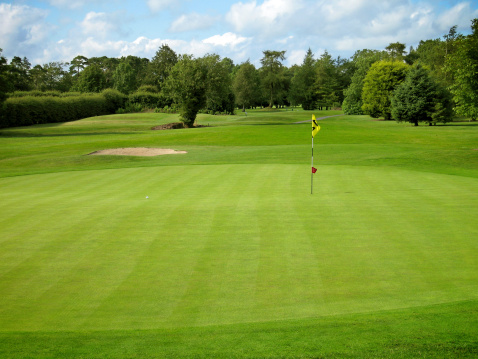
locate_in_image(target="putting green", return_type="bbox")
[1,163,476,332]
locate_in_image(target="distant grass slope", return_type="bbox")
[1,110,476,178]
[0,109,477,357]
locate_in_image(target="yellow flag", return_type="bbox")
[312,114,320,137]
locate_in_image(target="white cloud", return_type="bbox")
[291,0,462,54]
[63,36,166,59]
[287,49,306,66]
[226,0,303,37]
[437,2,478,32]
[118,36,183,56]
[0,4,53,56]
[44,31,253,65]
[169,13,219,32]
[367,6,413,35]
[203,32,251,49]
[80,11,124,38]
[147,0,175,12]
[276,35,293,45]
[48,0,99,10]
[3,0,478,68]
[320,0,406,21]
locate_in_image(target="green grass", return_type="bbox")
[1,301,477,358]
[0,109,477,357]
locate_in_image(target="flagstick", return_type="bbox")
[311,136,314,195]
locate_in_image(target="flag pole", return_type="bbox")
[311,135,314,194]
[311,114,320,195]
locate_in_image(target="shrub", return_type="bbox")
[102,89,127,113]
[61,92,84,97]
[154,103,179,114]
[116,102,143,114]
[128,92,162,109]
[136,85,159,93]
[0,93,111,128]
[8,90,62,98]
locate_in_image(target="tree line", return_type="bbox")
[1,19,477,127]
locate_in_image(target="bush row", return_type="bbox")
[7,91,97,98]
[127,92,170,109]
[116,92,172,114]
[0,89,126,128]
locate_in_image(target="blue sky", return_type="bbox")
[1,0,478,66]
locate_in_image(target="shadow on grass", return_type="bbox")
[0,131,137,138]
[444,121,478,127]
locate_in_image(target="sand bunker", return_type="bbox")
[89,147,187,156]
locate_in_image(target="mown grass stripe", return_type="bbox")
[1,164,477,331]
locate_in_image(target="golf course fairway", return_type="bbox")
[0,110,477,357]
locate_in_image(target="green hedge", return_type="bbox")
[102,89,127,113]
[128,92,169,109]
[0,90,125,128]
[7,90,63,98]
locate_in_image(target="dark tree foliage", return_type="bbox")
[315,50,342,108]
[233,60,261,110]
[201,54,235,114]
[9,56,32,91]
[342,49,388,115]
[386,42,407,60]
[30,62,71,92]
[113,61,137,94]
[289,49,317,110]
[0,49,10,103]
[148,44,178,90]
[73,65,107,93]
[334,56,354,104]
[260,50,286,108]
[69,55,89,78]
[164,55,207,127]
[88,56,119,88]
[415,39,447,84]
[391,65,452,126]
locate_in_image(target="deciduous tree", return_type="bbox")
[74,65,106,93]
[446,19,478,120]
[386,42,407,60]
[342,49,387,115]
[200,54,235,114]
[362,60,409,120]
[233,60,260,111]
[89,56,119,88]
[163,55,207,127]
[148,44,178,90]
[113,61,136,94]
[30,62,71,92]
[9,56,31,91]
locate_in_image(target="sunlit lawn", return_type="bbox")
[0,109,477,357]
